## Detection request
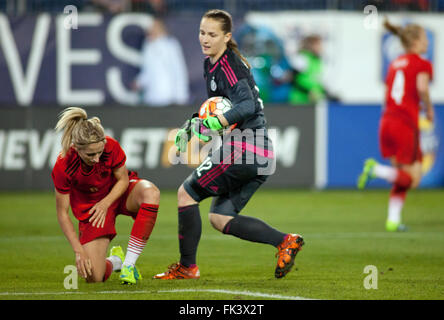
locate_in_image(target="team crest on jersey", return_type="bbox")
[210,77,217,91]
[100,171,109,179]
[97,164,110,179]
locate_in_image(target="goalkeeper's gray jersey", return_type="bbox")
[203,48,266,131]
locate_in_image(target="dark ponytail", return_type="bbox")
[203,9,251,69]
[227,38,251,69]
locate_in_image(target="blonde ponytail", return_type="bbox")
[55,107,105,157]
[384,18,424,51]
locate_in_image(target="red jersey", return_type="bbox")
[384,53,433,127]
[51,136,126,221]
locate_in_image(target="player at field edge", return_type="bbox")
[358,19,434,232]
[153,9,304,280]
[52,107,160,284]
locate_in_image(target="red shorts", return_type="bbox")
[379,116,422,165]
[78,172,142,245]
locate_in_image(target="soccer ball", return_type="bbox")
[198,96,237,131]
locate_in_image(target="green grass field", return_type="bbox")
[0,189,443,300]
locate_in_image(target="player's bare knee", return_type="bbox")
[411,176,421,189]
[85,273,103,283]
[406,169,421,189]
[177,185,186,204]
[209,213,232,233]
[208,214,222,231]
[142,183,160,204]
[402,162,422,189]
[178,184,196,207]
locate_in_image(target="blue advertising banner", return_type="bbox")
[327,103,444,188]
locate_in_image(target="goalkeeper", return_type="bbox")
[153,9,304,281]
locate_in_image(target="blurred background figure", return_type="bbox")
[288,34,339,105]
[131,0,167,15]
[91,0,129,13]
[236,24,293,104]
[364,0,430,11]
[132,18,190,107]
[358,20,434,232]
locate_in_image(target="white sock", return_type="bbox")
[387,196,404,224]
[123,235,147,267]
[373,164,398,183]
[106,255,122,271]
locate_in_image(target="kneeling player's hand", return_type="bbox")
[88,200,110,228]
[75,249,92,279]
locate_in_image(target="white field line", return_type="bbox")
[157,289,315,300]
[0,288,315,300]
[0,231,443,243]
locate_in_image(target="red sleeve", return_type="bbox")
[418,59,433,81]
[51,157,71,194]
[105,136,126,169]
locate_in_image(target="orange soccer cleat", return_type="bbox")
[275,234,304,279]
[153,262,200,280]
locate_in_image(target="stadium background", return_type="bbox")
[0,0,443,301]
[1,0,444,191]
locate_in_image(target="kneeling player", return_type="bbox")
[52,107,159,284]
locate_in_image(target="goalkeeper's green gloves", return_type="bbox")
[174,113,198,152]
[177,112,225,148]
[203,117,223,131]
[191,116,224,142]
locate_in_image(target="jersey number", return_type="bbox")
[195,157,212,178]
[390,70,405,106]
